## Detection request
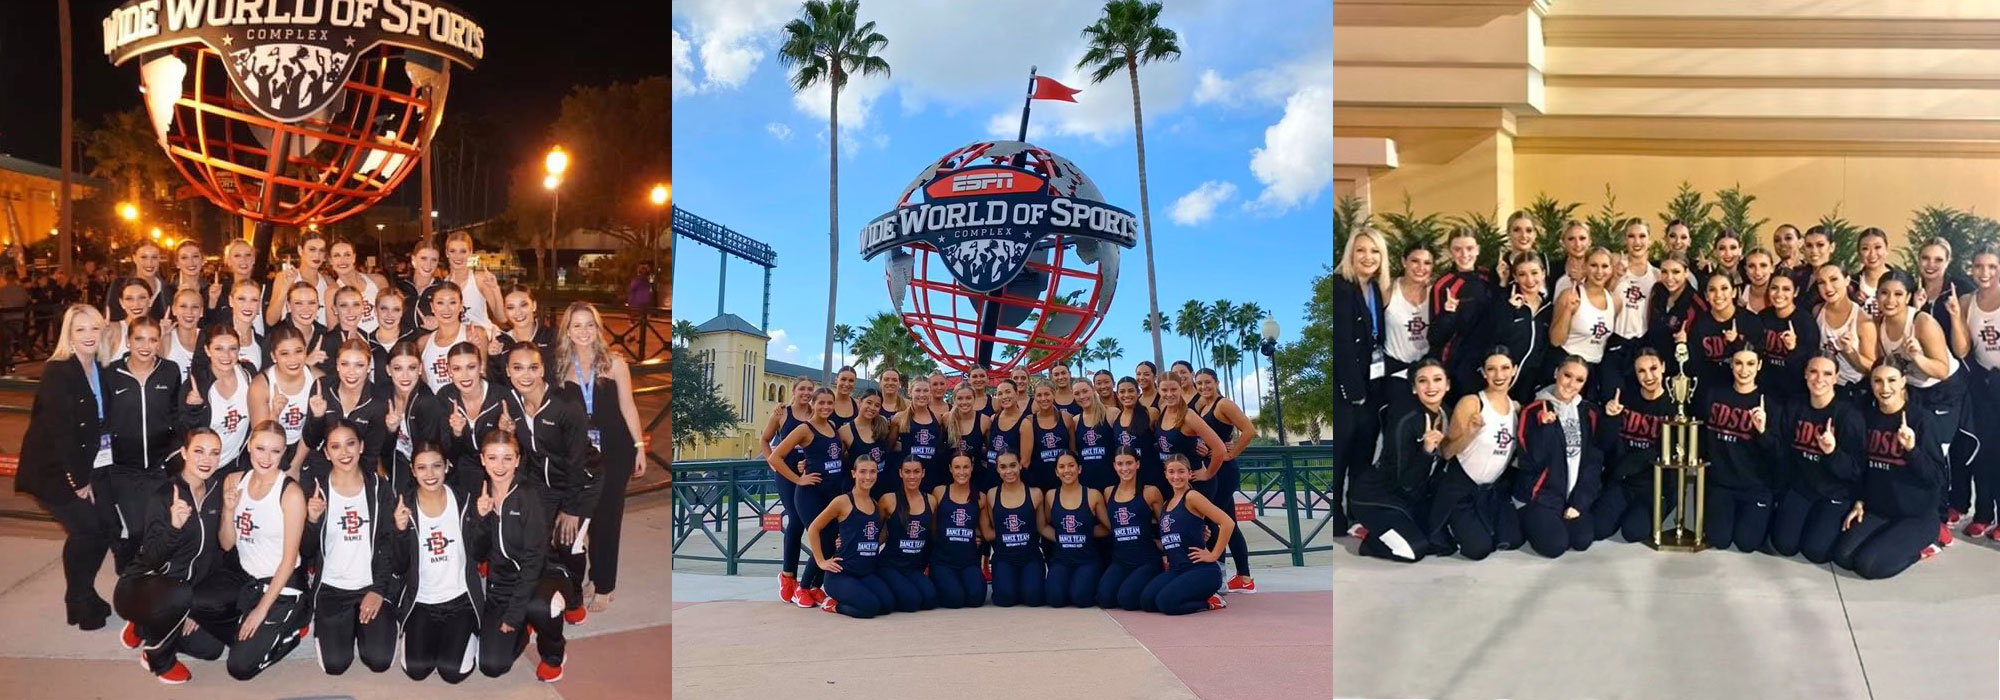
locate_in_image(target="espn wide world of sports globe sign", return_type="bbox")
[861,140,1139,374]
[100,0,483,226]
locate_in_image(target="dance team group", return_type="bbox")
[757,361,1257,618]
[1335,215,1997,578]
[14,232,648,684]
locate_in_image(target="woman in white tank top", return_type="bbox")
[1444,350,1521,486]
[218,424,308,679]
[327,240,388,334]
[1552,248,1616,365]
[208,365,254,469]
[166,289,203,383]
[1952,248,2000,536]
[251,326,321,475]
[442,233,502,331]
[1384,247,1433,371]
[418,283,489,393]
[1813,265,1878,390]
[1874,275,1958,389]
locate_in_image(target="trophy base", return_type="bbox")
[1649,527,1708,553]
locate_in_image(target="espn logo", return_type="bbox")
[950,172,1014,192]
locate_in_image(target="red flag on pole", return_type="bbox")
[1030,76,1081,102]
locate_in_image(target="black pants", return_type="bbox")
[224,579,309,680]
[1204,460,1253,577]
[113,573,225,675]
[1591,478,1674,543]
[1834,514,1935,579]
[793,485,838,588]
[104,466,167,573]
[1351,498,1427,563]
[1704,485,1774,553]
[1331,392,1380,532]
[1912,376,1967,523]
[1096,560,1161,610]
[402,594,478,683]
[313,585,397,674]
[1971,389,2000,524]
[479,570,568,677]
[588,452,634,595]
[40,491,114,625]
[1428,475,1521,560]
[1768,490,1849,564]
[775,478,802,578]
[1518,503,1594,558]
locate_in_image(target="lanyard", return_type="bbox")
[81,360,102,420]
[1363,285,1381,340]
[574,364,596,417]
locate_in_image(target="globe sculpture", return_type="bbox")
[861,140,1137,373]
[101,0,485,226]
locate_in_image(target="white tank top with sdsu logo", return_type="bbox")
[165,329,196,383]
[209,366,252,464]
[1880,306,1958,389]
[1457,393,1517,486]
[1560,288,1614,363]
[414,491,469,605]
[233,472,291,581]
[321,481,374,591]
[1612,263,1657,339]
[268,368,313,445]
[1382,285,1429,365]
[1967,295,2000,370]
[421,326,461,393]
[1816,303,1865,386]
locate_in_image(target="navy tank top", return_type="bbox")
[1159,493,1206,572]
[1048,486,1097,564]
[933,486,981,568]
[883,493,931,571]
[776,406,810,473]
[801,424,848,494]
[1196,397,1236,467]
[1026,412,1071,490]
[849,423,890,496]
[905,411,949,488]
[1106,485,1157,567]
[1055,398,1080,416]
[830,396,858,430]
[1112,412,1164,488]
[990,486,1042,564]
[834,493,883,577]
[988,411,1026,467]
[1156,416,1201,474]
[1074,417,1115,490]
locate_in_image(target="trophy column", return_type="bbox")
[1650,343,1710,552]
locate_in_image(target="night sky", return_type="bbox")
[0,0,668,201]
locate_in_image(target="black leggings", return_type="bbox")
[224,579,309,681]
[313,584,397,675]
[1518,503,1594,558]
[104,467,166,573]
[989,557,1045,607]
[478,570,569,677]
[1044,558,1102,608]
[113,573,225,675]
[1590,479,1672,543]
[1834,513,1935,579]
[402,595,478,683]
[822,571,897,618]
[1767,490,1849,563]
[1206,461,1253,577]
[40,491,113,622]
[1351,500,1427,563]
[775,478,802,577]
[793,485,838,588]
[587,452,634,595]
[1096,560,1161,610]
[1332,386,1385,531]
[928,563,985,608]
[876,566,937,612]
[1140,565,1219,615]
[1704,486,1774,553]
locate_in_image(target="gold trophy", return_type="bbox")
[1651,341,1710,551]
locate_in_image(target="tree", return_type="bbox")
[504,78,670,260]
[1211,343,1241,392]
[1256,268,1332,440]
[1140,311,1170,337]
[1094,336,1123,375]
[674,319,700,347]
[1208,299,1235,369]
[1174,299,1204,365]
[851,311,934,377]
[1333,194,1365,262]
[1234,301,1267,404]
[780,0,891,381]
[672,349,740,451]
[833,323,856,359]
[1079,0,1180,369]
[82,108,181,237]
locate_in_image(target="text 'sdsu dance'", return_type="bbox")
[1337,216,1987,578]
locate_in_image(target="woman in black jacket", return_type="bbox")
[502,343,597,628]
[469,430,560,681]
[302,420,400,675]
[1511,354,1606,558]
[380,339,445,497]
[1837,364,1948,578]
[302,339,390,483]
[1349,359,1448,562]
[1498,253,1553,403]
[437,342,507,494]
[110,429,228,684]
[489,284,559,387]
[1768,357,1866,563]
[391,444,482,684]
[1643,253,1704,373]
[1334,227,1389,537]
[1592,348,1677,543]
[103,317,184,572]
[16,303,115,629]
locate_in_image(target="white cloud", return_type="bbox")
[673,0,797,91]
[1170,180,1237,226]
[1193,68,1230,105]
[672,30,695,95]
[982,62,1193,142]
[766,328,803,362]
[1245,84,1332,214]
[790,74,890,133]
[766,122,792,141]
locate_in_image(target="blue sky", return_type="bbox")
[671,0,1331,414]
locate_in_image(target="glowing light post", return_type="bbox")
[1259,317,1285,446]
[543,146,568,288]
[648,183,668,303]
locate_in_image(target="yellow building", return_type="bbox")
[1335,1,2000,244]
[0,155,103,247]
[677,313,877,460]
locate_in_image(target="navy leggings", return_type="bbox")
[989,558,1045,607]
[1140,564,1220,615]
[1833,514,1935,579]
[1044,558,1102,608]
[1768,490,1849,563]
[875,567,937,612]
[1518,504,1594,558]
[775,478,801,578]
[822,571,896,618]
[1095,560,1161,610]
[1204,462,1253,577]
[794,485,838,588]
[1591,479,1673,543]
[1704,486,1774,553]
[928,564,986,608]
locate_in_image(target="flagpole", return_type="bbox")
[1016,65,1037,142]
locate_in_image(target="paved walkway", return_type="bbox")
[672,567,1331,700]
[1333,534,2000,700]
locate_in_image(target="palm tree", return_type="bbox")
[779,0,891,380]
[833,323,856,360]
[1140,312,1170,337]
[1079,0,1180,369]
[1211,343,1240,391]
[852,311,934,377]
[1174,300,1204,365]
[674,319,700,347]
[1094,337,1124,375]
[1208,299,1235,368]
[58,0,75,273]
[1234,302,1266,402]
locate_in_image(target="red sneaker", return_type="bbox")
[120,621,141,650]
[1225,574,1257,593]
[1968,522,1991,538]
[820,595,839,614]
[981,559,991,582]
[778,572,799,603]
[154,660,191,684]
[1939,522,1955,548]
[1205,594,1227,611]
[1948,509,1965,527]
[563,606,587,625]
[793,587,815,608]
[1352,524,1370,541]
[536,660,565,682]
[1922,543,1942,560]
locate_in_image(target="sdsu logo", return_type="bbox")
[338,508,366,536]
[1590,321,1610,340]
[951,509,971,527]
[917,430,932,446]
[861,521,879,541]
[1625,284,1647,305]
[1405,316,1427,339]
[1042,431,1059,449]
[907,520,923,538]
[425,529,453,557]
[432,356,450,382]
[1160,513,1174,531]
[1118,431,1134,448]
[1981,324,2000,349]
[1114,508,1132,526]
[221,407,245,434]
[827,443,841,460]
[235,510,257,539]
[1083,428,1099,445]
[1004,514,1023,532]
[1061,513,1079,532]
[281,404,305,429]
[1157,434,1171,453]
[1494,427,1516,451]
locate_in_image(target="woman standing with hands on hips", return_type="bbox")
[759,377,817,601]
[16,304,116,629]
[768,388,850,608]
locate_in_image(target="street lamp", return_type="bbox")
[376,223,386,274]
[1259,316,1285,446]
[542,145,567,288]
[118,202,138,222]
[649,183,668,206]
[149,227,162,240]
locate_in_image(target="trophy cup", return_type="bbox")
[1650,341,1710,551]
